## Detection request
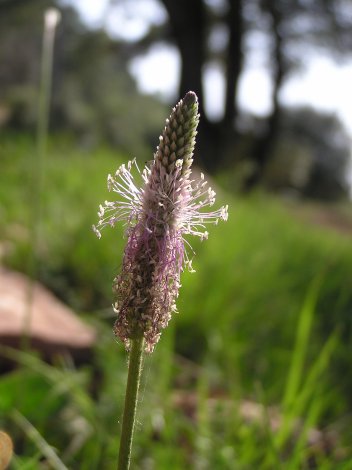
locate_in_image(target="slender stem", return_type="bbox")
[33,9,59,270]
[24,9,60,351]
[118,337,145,470]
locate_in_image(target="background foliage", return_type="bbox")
[1,0,352,468]
[1,136,352,468]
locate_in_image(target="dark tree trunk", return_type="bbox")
[224,0,243,129]
[244,2,286,190]
[162,0,205,105]
[207,0,244,173]
[161,0,212,170]
[161,0,244,173]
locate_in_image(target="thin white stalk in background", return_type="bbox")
[24,8,61,342]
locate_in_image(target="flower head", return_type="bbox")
[93,91,228,352]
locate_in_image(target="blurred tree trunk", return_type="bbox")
[161,0,244,172]
[224,0,243,129]
[162,0,205,105]
[244,1,287,190]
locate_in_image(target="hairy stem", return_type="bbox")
[118,337,144,470]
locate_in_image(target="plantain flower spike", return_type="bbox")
[93,92,228,352]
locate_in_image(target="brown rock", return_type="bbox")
[0,269,96,363]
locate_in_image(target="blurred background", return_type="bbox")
[1,0,352,468]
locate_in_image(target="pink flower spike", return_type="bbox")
[93,91,228,352]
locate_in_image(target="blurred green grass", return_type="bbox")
[1,134,352,468]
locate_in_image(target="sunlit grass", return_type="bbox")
[1,134,352,467]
